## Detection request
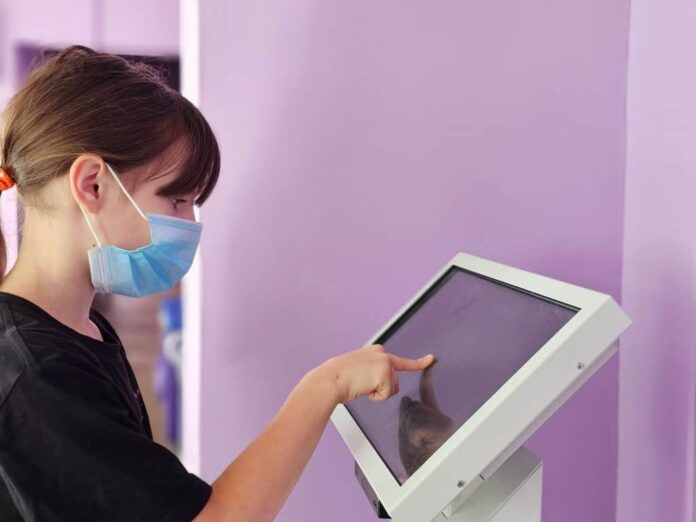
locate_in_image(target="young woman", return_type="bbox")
[0,45,433,521]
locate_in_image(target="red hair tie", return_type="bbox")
[0,167,15,190]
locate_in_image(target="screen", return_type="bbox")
[345,266,579,485]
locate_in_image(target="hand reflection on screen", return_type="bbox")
[398,359,456,478]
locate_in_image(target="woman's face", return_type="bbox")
[71,150,197,252]
[106,165,197,251]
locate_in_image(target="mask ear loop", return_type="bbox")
[77,162,147,248]
[104,162,149,222]
[77,202,103,248]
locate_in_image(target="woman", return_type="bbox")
[0,45,433,521]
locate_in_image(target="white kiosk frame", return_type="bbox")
[331,252,631,522]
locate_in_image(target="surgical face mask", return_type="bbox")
[77,162,202,297]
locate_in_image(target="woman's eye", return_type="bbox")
[171,198,188,209]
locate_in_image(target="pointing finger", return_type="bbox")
[389,353,434,372]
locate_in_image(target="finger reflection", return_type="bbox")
[398,360,456,477]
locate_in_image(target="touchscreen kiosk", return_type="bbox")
[330,252,631,522]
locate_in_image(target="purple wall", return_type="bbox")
[197,2,630,520]
[617,0,696,520]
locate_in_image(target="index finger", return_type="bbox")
[389,353,434,372]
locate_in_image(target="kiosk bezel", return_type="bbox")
[330,252,631,522]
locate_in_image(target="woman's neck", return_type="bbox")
[0,220,103,342]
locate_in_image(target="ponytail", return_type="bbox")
[0,162,16,282]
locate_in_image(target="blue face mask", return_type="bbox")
[77,162,202,297]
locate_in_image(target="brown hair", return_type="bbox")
[0,44,220,277]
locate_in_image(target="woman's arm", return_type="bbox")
[193,366,340,522]
[193,345,433,522]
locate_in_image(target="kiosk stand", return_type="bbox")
[355,446,542,522]
[434,447,541,522]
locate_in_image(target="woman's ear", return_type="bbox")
[69,154,105,213]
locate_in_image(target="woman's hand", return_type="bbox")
[312,344,435,405]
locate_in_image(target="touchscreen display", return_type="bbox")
[345,266,578,485]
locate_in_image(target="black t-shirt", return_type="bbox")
[0,291,212,521]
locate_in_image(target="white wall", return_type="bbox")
[618,0,696,520]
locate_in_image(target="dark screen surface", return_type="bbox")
[345,266,579,485]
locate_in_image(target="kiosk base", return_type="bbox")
[432,447,542,522]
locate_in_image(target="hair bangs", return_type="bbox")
[153,100,220,207]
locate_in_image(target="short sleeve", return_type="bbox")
[0,356,212,522]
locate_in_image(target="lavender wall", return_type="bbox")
[617,0,696,520]
[197,2,630,520]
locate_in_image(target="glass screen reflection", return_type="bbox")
[345,267,578,485]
